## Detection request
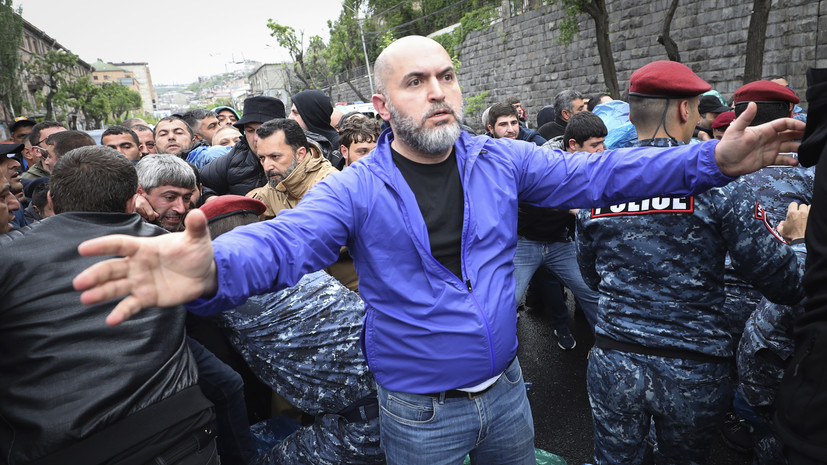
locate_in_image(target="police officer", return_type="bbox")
[201,196,382,465]
[575,61,807,465]
[723,80,815,342]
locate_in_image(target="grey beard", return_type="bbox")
[387,99,463,156]
[267,157,298,189]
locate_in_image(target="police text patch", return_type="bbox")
[591,197,694,217]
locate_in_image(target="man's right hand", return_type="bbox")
[134,194,160,222]
[73,209,218,326]
[777,202,810,243]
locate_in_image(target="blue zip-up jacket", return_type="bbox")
[187,129,733,393]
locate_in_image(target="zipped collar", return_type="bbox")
[366,127,487,186]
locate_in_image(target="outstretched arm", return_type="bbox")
[715,102,806,176]
[73,209,218,326]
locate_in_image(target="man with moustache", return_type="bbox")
[132,124,158,157]
[246,118,358,292]
[75,36,805,465]
[136,154,195,232]
[154,116,195,159]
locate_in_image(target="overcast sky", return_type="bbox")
[14,0,345,85]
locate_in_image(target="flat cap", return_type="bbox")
[734,80,800,104]
[199,195,266,223]
[629,61,711,98]
[711,112,736,129]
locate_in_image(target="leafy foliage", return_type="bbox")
[0,0,24,119]
[25,50,80,121]
[431,5,499,62]
[464,89,490,123]
[102,82,142,123]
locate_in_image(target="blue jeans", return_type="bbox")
[513,237,599,329]
[377,357,535,465]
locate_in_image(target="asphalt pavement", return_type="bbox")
[516,301,754,465]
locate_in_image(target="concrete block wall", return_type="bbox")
[326,0,823,132]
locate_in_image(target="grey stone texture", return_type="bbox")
[326,0,823,132]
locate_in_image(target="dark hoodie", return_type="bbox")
[292,90,340,151]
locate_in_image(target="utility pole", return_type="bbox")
[343,1,374,95]
[358,17,374,94]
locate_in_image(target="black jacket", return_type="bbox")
[0,213,207,464]
[200,136,267,196]
[538,118,567,140]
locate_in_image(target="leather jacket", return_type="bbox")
[0,212,200,464]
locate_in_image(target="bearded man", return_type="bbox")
[74,35,805,465]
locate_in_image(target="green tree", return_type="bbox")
[0,0,24,120]
[25,49,80,121]
[552,0,620,99]
[266,20,322,90]
[54,76,109,129]
[101,82,142,123]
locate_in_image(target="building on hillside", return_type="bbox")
[0,14,92,135]
[91,60,140,92]
[248,63,291,103]
[112,62,157,114]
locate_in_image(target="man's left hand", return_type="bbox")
[715,102,805,176]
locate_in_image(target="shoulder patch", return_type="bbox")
[754,202,786,243]
[591,197,694,218]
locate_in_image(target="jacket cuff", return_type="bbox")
[701,140,737,186]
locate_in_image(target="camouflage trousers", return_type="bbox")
[587,347,733,465]
[251,414,383,465]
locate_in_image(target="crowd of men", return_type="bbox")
[1,34,824,465]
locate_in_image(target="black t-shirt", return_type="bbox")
[392,147,464,279]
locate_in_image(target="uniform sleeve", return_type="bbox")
[186,173,357,315]
[574,210,600,291]
[721,184,805,306]
[516,140,734,209]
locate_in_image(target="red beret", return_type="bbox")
[711,111,736,129]
[199,195,266,223]
[733,80,800,104]
[629,61,711,97]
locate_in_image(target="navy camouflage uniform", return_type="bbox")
[722,165,814,339]
[576,138,804,465]
[737,295,806,464]
[216,271,383,465]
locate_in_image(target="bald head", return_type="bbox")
[371,35,463,163]
[374,36,452,95]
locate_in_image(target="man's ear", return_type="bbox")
[340,144,349,162]
[137,185,146,195]
[567,139,578,152]
[372,93,391,122]
[192,133,202,142]
[486,123,494,134]
[678,99,691,124]
[295,146,308,163]
[125,193,138,213]
[46,191,54,214]
[561,109,571,122]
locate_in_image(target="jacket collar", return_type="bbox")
[276,142,328,200]
[367,127,486,186]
